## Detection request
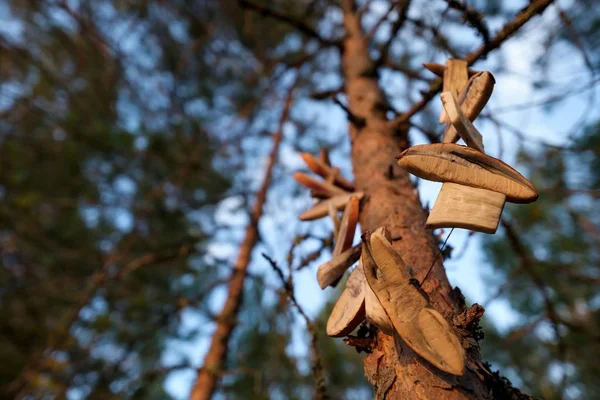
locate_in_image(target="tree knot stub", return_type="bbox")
[344,334,376,354]
[454,304,486,342]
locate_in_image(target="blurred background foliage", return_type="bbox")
[0,0,598,399]
[481,123,600,400]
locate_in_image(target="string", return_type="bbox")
[420,228,454,285]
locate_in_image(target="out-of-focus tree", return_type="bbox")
[0,1,231,398]
[0,1,368,398]
[479,2,600,398]
[482,122,600,400]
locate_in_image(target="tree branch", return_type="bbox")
[262,254,327,400]
[189,83,297,400]
[238,0,341,48]
[443,0,490,45]
[395,0,555,124]
[364,1,396,42]
[375,0,412,67]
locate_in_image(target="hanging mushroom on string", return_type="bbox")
[400,59,539,234]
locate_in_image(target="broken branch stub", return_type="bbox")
[317,245,361,289]
[418,308,466,376]
[299,192,365,221]
[443,71,495,144]
[361,231,465,376]
[326,265,366,337]
[300,152,355,191]
[397,143,538,203]
[440,92,484,152]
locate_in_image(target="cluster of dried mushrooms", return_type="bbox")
[404,59,539,233]
[294,151,364,289]
[294,59,539,377]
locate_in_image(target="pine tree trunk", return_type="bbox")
[339,1,545,398]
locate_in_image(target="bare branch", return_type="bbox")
[364,1,396,42]
[396,0,555,124]
[500,218,571,398]
[333,96,367,128]
[375,0,412,67]
[262,254,327,400]
[557,6,595,73]
[443,0,490,45]
[466,0,554,63]
[407,17,462,59]
[190,82,297,400]
[311,87,344,100]
[239,0,341,48]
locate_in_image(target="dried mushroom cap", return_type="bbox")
[362,231,465,376]
[373,226,391,241]
[397,143,538,203]
[299,192,364,221]
[319,148,331,166]
[362,233,426,325]
[456,72,495,120]
[369,230,411,282]
[328,201,341,235]
[443,71,495,144]
[439,60,469,123]
[360,253,393,334]
[317,245,361,289]
[332,196,360,257]
[440,92,484,153]
[326,266,366,337]
[426,183,505,234]
[418,308,465,376]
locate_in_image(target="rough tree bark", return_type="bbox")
[190,92,295,400]
[340,0,552,398]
